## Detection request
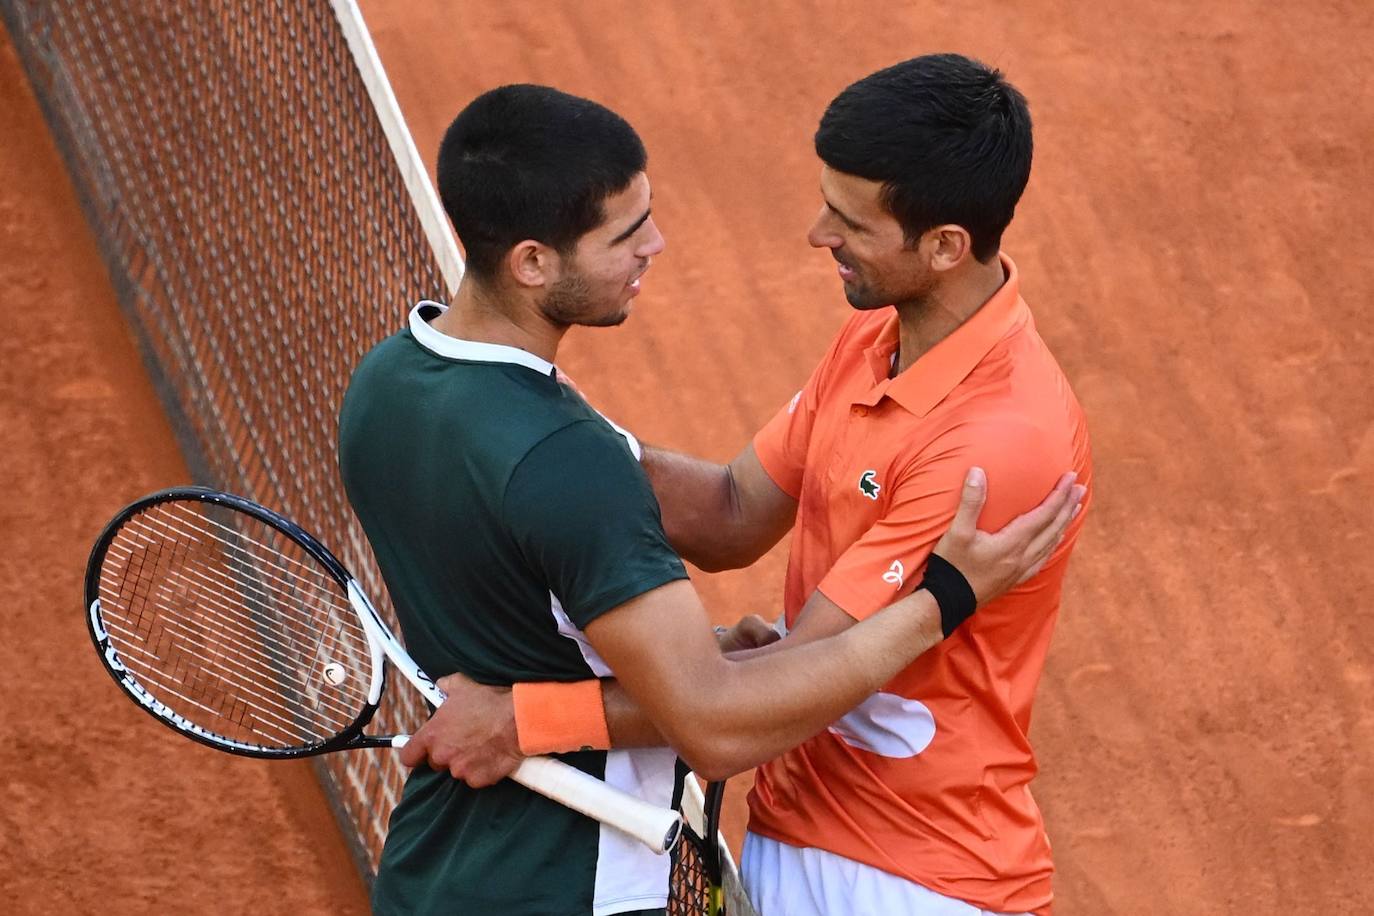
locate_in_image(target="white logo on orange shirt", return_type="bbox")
[882,560,904,587]
[787,390,802,414]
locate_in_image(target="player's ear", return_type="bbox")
[927,224,973,272]
[505,240,559,289]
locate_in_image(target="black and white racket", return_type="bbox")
[84,486,682,854]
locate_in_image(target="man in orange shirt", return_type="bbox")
[408,55,1090,914]
[637,54,1091,915]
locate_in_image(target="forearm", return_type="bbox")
[670,590,942,778]
[602,680,669,747]
[586,633,785,748]
[528,590,944,777]
[590,620,923,770]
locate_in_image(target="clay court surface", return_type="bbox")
[3,2,1372,913]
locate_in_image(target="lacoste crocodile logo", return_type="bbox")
[858,470,881,500]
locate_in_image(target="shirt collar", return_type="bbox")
[859,253,1028,416]
[407,300,556,377]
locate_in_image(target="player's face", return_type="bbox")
[807,166,935,310]
[541,172,664,328]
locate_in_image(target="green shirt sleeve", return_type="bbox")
[502,419,689,629]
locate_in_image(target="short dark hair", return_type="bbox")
[437,84,647,279]
[815,54,1032,262]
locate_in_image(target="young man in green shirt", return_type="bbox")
[339,84,1082,915]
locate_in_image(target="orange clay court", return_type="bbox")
[2,2,1371,913]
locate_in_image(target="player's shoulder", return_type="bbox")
[501,417,654,529]
[339,329,411,428]
[348,326,410,375]
[515,416,641,483]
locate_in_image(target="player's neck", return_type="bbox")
[891,256,1006,376]
[434,278,566,365]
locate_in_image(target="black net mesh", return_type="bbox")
[2,0,447,878]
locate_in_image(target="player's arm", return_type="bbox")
[404,467,1082,783]
[587,466,1080,779]
[638,356,827,571]
[640,444,796,572]
[406,617,778,783]
[560,368,797,572]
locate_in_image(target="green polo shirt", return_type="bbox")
[338,301,688,915]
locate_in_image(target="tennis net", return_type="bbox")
[2,0,461,879]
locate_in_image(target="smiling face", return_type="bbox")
[807,166,938,311]
[539,172,664,328]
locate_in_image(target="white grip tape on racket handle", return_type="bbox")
[512,756,682,854]
[393,709,680,852]
[387,739,680,853]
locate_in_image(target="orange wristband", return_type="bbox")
[512,680,610,755]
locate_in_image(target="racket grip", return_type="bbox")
[512,756,683,854]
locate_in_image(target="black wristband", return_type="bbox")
[920,552,978,638]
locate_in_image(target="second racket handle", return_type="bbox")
[512,756,683,854]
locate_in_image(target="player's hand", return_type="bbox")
[932,467,1085,605]
[398,673,524,788]
[716,614,782,653]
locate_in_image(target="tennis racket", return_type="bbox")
[84,486,682,855]
[670,778,758,916]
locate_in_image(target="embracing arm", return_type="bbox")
[587,578,943,780]
[403,467,1083,783]
[640,444,797,572]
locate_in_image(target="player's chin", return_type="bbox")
[578,304,632,328]
[842,282,887,311]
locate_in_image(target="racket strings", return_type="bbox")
[141,502,359,630]
[97,603,335,743]
[136,502,366,669]
[96,500,375,750]
[95,571,361,744]
[102,512,365,740]
[99,529,362,744]
[667,826,715,915]
[101,522,363,725]
[104,516,359,684]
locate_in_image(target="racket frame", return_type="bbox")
[86,486,389,758]
[86,486,684,854]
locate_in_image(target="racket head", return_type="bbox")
[85,487,386,758]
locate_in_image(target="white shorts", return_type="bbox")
[740,832,1030,916]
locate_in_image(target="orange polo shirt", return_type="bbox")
[747,255,1092,915]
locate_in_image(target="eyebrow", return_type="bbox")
[610,208,651,245]
[824,198,865,230]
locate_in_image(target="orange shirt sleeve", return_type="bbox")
[817,417,1071,621]
[752,359,828,500]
